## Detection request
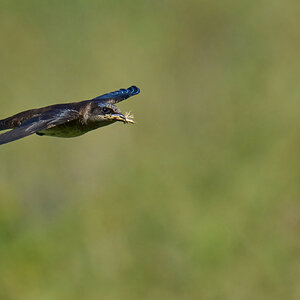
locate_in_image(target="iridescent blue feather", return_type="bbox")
[92,85,140,104]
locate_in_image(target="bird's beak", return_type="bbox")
[106,113,135,124]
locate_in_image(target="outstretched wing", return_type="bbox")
[92,85,140,104]
[0,109,79,145]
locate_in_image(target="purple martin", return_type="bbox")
[0,86,140,145]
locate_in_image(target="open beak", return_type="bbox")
[106,113,135,124]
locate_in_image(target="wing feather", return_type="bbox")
[0,109,79,145]
[92,86,140,104]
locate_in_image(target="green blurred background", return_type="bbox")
[0,1,299,299]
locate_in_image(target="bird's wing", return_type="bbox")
[0,109,79,145]
[92,85,140,104]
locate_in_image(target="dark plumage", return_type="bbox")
[0,85,140,145]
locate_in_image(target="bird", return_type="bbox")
[0,85,140,146]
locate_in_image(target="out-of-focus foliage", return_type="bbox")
[0,1,299,299]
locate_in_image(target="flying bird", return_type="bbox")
[0,85,140,145]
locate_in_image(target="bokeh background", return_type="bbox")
[0,1,299,299]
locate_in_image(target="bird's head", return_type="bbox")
[89,102,135,124]
[88,85,139,125]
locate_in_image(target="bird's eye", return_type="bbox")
[102,107,110,114]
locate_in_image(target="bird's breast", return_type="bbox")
[37,119,113,138]
[38,125,87,138]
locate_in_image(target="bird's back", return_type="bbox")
[0,102,85,130]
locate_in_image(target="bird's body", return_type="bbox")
[37,120,99,138]
[0,85,140,145]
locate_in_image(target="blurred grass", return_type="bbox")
[0,0,300,299]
